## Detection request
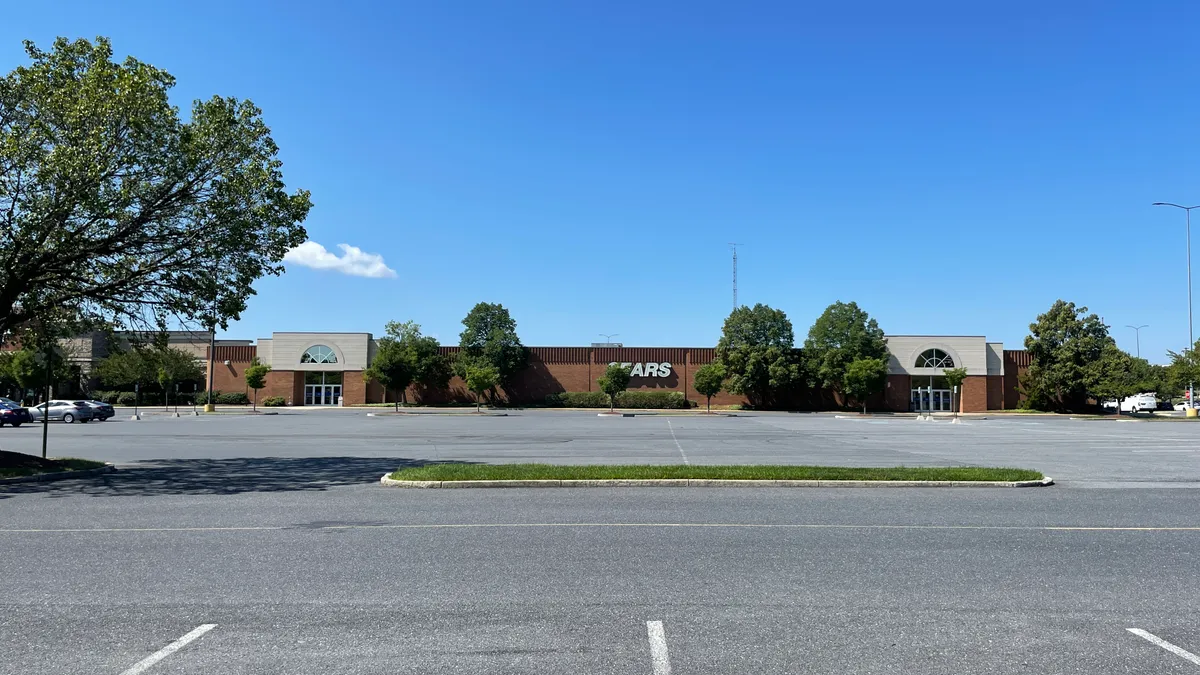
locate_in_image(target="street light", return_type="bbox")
[599,333,619,344]
[1126,324,1148,359]
[1152,202,1199,408]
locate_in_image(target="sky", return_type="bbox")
[4,1,1200,363]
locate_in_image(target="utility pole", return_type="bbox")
[729,243,741,310]
[1153,203,1198,409]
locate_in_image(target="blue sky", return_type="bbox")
[5,1,1200,362]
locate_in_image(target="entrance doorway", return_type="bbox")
[302,371,344,405]
[911,388,952,412]
[910,375,952,412]
[304,384,342,406]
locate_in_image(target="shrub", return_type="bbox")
[116,392,137,406]
[617,391,691,409]
[543,391,691,409]
[88,390,120,404]
[262,396,286,407]
[216,392,250,405]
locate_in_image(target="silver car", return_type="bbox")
[28,400,95,424]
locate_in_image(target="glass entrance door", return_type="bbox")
[911,388,953,412]
[304,384,342,406]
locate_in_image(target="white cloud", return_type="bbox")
[284,241,397,279]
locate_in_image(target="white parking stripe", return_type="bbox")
[646,620,672,675]
[1128,628,1200,666]
[666,420,689,465]
[120,624,217,675]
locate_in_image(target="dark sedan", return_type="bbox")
[82,400,115,421]
[0,401,32,427]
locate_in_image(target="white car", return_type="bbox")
[1101,393,1159,413]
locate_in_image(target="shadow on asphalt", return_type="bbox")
[0,456,467,498]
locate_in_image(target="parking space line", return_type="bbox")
[646,620,672,675]
[667,420,689,465]
[119,624,217,675]
[1128,628,1200,666]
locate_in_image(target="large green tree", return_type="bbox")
[1167,338,1200,405]
[715,304,801,409]
[1024,300,1110,412]
[1088,344,1141,415]
[804,301,889,407]
[0,37,311,337]
[843,358,888,414]
[458,303,527,391]
[365,321,450,409]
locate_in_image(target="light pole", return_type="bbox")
[599,333,619,345]
[1153,202,1198,408]
[1126,324,1148,359]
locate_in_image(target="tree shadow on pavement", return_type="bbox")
[0,456,469,498]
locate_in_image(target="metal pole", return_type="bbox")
[41,344,51,459]
[207,326,216,408]
[1189,209,1194,409]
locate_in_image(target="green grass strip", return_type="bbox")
[388,464,1042,482]
[0,457,107,478]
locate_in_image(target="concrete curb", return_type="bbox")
[380,475,1054,489]
[366,412,509,417]
[0,463,116,485]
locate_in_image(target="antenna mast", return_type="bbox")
[729,243,741,309]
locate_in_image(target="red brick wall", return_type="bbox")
[987,375,1004,410]
[209,360,251,395]
[341,371,366,405]
[261,371,299,406]
[883,374,911,411]
[961,376,988,412]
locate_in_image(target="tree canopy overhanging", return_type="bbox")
[0,37,311,337]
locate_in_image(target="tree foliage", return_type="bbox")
[244,357,271,410]
[1023,300,1110,412]
[0,37,311,336]
[1088,344,1141,413]
[842,358,888,414]
[457,303,527,387]
[1167,338,1200,401]
[691,363,726,412]
[715,304,800,409]
[364,321,450,409]
[804,301,889,402]
[96,345,200,393]
[597,363,632,411]
[464,364,499,412]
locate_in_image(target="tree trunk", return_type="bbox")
[706,396,711,413]
[253,389,257,412]
[862,400,867,415]
[475,392,481,413]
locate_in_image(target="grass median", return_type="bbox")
[388,464,1043,482]
[0,450,107,478]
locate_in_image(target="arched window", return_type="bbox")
[915,349,954,369]
[301,345,338,364]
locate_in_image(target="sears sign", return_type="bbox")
[609,362,673,378]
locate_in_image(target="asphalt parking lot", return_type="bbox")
[2,409,1199,486]
[4,410,1200,673]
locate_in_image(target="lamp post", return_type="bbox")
[599,333,619,345]
[1126,324,1149,359]
[1152,202,1198,410]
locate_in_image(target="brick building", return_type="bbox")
[206,332,1032,412]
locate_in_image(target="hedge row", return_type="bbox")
[544,391,691,409]
[262,396,286,407]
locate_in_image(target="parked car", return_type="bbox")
[1175,401,1199,411]
[0,399,32,427]
[28,400,95,423]
[81,400,115,421]
[1102,393,1159,413]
